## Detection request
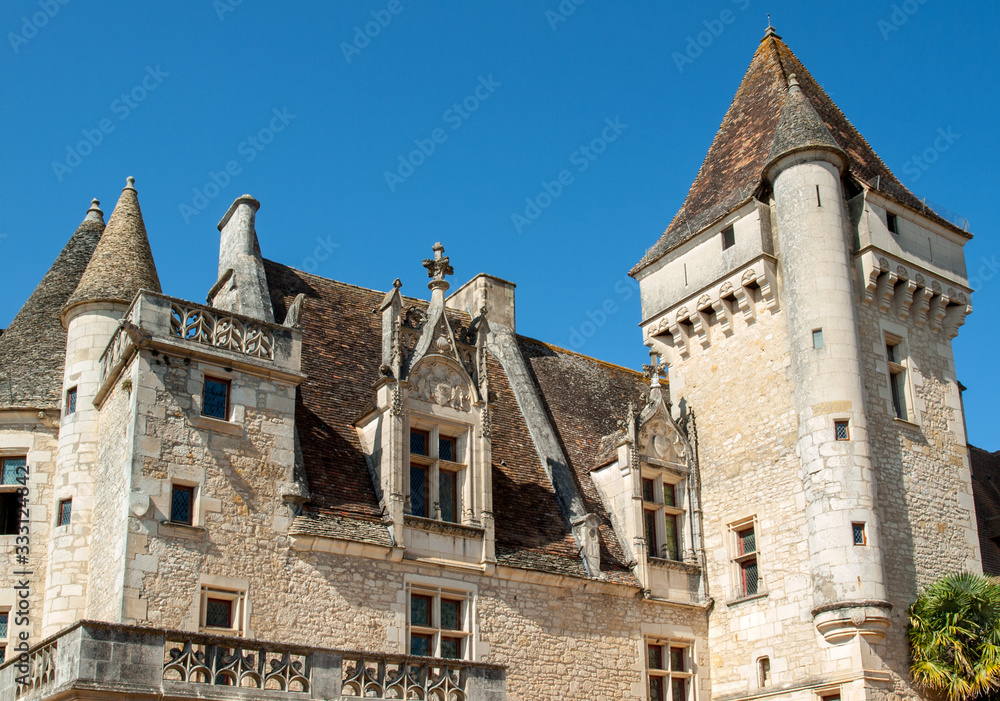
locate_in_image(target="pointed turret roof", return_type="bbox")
[632,30,967,275]
[63,176,161,318]
[0,201,105,408]
[765,73,845,170]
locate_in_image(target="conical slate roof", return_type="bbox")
[64,176,161,316]
[0,201,105,408]
[766,74,844,168]
[632,30,967,274]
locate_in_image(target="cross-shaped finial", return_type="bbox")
[422,242,454,283]
[643,352,667,387]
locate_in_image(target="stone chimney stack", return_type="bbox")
[447,273,516,331]
[211,194,275,323]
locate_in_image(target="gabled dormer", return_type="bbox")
[355,244,495,568]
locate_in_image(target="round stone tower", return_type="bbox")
[45,178,160,636]
[764,76,891,643]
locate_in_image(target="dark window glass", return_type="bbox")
[887,213,898,234]
[439,436,456,462]
[58,499,72,526]
[441,599,461,630]
[759,656,770,686]
[649,676,665,701]
[205,598,232,628]
[440,636,461,659]
[722,225,736,250]
[741,559,759,596]
[0,612,8,639]
[202,378,229,420]
[1,457,25,485]
[890,373,905,419]
[663,482,676,507]
[0,493,21,535]
[411,633,432,657]
[665,514,679,561]
[647,643,664,670]
[171,485,194,525]
[410,594,432,627]
[440,470,457,522]
[645,510,658,558]
[410,430,429,456]
[410,466,428,517]
[835,421,850,440]
[66,387,77,414]
[672,676,687,701]
[738,527,756,555]
[886,343,897,363]
[670,647,685,671]
[642,478,655,503]
[853,523,866,545]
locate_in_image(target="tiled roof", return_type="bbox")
[969,445,1000,576]
[0,205,104,408]
[65,178,161,314]
[265,261,641,581]
[632,33,968,275]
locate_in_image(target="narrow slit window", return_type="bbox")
[758,656,771,687]
[812,329,824,349]
[886,212,898,234]
[171,484,195,525]
[66,387,77,415]
[886,337,909,420]
[57,498,72,526]
[721,225,736,250]
[816,184,822,207]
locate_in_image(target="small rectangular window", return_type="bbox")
[202,377,230,420]
[721,225,735,250]
[853,522,867,546]
[408,587,471,659]
[647,639,694,701]
[171,485,195,525]
[886,212,898,234]
[812,329,824,349]
[205,598,232,628]
[199,586,245,635]
[835,420,850,441]
[57,498,72,526]
[1,457,25,486]
[886,337,908,420]
[732,521,760,598]
[438,436,457,462]
[642,478,655,503]
[816,184,822,207]
[410,429,429,456]
[66,387,77,415]
[758,656,770,687]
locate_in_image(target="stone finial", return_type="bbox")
[422,242,454,294]
[787,73,801,91]
[125,176,136,190]
[642,352,667,388]
[85,198,104,223]
[393,278,402,290]
[764,16,780,39]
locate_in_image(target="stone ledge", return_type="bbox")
[404,515,485,539]
[648,557,701,574]
[188,413,244,436]
[158,521,207,540]
[725,590,769,607]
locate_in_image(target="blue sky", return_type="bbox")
[1,1,997,448]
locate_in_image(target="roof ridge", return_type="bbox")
[517,335,648,378]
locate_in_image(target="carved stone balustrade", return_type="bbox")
[0,621,506,701]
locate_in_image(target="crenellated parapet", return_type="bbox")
[641,257,778,361]
[856,249,972,339]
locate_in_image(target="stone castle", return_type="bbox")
[0,28,991,701]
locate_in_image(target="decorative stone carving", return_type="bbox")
[409,361,472,412]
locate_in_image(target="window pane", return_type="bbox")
[738,527,755,555]
[205,598,232,628]
[440,470,457,523]
[411,634,431,657]
[649,676,665,701]
[439,436,456,462]
[742,559,759,596]
[645,510,658,558]
[440,636,461,659]
[672,676,687,701]
[410,594,431,627]
[171,486,193,525]
[886,343,897,363]
[647,643,664,670]
[440,598,461,630]
[642,478,655,503]
[1,457,25,485]
[835,421,850,440]
[203,378,229,419]
[670,647,685,671]
[410,466,427,517]
[67,388,77,414]
[0,612,8,639]
[890,373,905,418]
[853,523,866,545]
[665,514,679,561]
[663,482,676,507]
[410,430,428,456]
[58,499,72,526]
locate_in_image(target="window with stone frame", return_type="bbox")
[641,472,684,561]
[199,586,246,635]
[0,457,26,536]
[646,638,694,701]
[0,610,8,663]
[730,517,761,599]
[407,585,471,660]
[202,376,231,421]
[170,483,197,526]
[408,424,467,523]
[885,334,911,421]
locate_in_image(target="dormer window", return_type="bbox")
[409,426,466,523]
[642,473,684,561]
